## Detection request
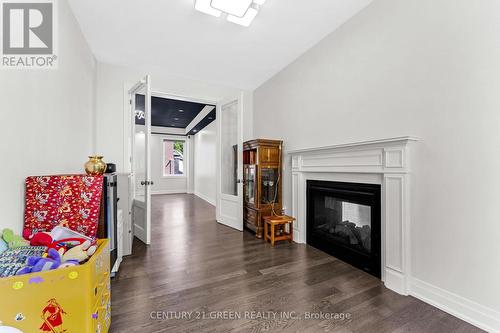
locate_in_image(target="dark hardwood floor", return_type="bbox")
[110,194,482,333]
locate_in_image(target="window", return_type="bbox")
[163,139,185,176]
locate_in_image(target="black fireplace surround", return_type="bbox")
[307,180,381,278]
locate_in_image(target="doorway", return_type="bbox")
[126,81,246,248]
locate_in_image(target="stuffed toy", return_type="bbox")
[29,232,88,256]
[63,240,97,263]
[29,232,68,255]
[2,229,29,249]
[16,248,64,275]
[29,232,52,247]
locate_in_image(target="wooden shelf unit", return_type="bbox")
[243,139,283,238]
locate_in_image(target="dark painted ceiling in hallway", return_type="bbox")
[186,109,216,136]
[135,95,215,131]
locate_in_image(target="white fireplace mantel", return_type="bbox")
[288,136,419,295]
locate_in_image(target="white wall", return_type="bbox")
[0,1,96,234]
[193,121,217,205]
[95,62,253,174]
[253,0,500,330]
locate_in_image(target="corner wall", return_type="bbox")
[0,1,96,234]
[253,0,500,331]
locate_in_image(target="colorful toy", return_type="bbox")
[51,238,88,253]
[16,248,64,275]
[2,229,29,249]
[63,240,96,263]
[28,232,52,247]
[0,246,47,278]
[28,231,90,256]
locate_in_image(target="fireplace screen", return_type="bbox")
[312,197,372,254]
[307,180,381,277]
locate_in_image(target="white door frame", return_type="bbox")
[216,93,244,231]
[123,87,246,234]
[128,75,152,245]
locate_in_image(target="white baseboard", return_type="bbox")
[151,190,187,195]
[293,229,302,243]
[384,267,408,296]
[133,223,145,242]
[194,191,215,206]
[410,278,500,332]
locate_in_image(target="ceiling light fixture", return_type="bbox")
[194,0,222,17]
[227,7,258,27]
[211,0,253,17]
[178,109,184,112]
[194,0,265,27]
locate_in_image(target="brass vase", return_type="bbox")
[84,156,107,175]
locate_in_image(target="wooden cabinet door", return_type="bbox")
[259,146,280,164]
[243,165,257,208]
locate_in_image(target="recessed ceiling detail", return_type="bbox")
[195,0,265,27]
[135,95,215,135]
[186,109,216,136]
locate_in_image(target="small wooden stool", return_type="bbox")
[263,215,295,246]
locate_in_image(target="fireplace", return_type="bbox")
[307,180,381,278]
[291,137,417,294]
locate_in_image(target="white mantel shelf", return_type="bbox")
[287,136,420,296]
[286,136,420,154]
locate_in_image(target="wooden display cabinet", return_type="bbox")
[243,139,283,238]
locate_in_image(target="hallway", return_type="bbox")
[110,194,482,333]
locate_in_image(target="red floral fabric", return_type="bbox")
[23,175,103,240]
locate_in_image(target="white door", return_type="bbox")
[129,75,152,244]
[216,93,244,231]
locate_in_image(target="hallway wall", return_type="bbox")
[193,121,217,205]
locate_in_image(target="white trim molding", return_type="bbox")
[289,136,419,295]
[410,278,500,332]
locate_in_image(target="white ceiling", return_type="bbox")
[68,0,373,90]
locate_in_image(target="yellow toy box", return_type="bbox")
[0,239,110,333]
